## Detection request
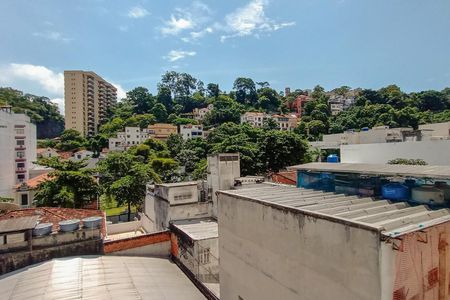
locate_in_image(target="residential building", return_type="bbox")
[145,182,210,232]
[286,94,311,117]
[64,70,117,137]
[108,126,149,151]
[180,124,204,140]
[329,101,344,115]
[73,149,94,160]
[36,148,59,159]
[15,172,50,208]
[272,114,299,131]
[0,106,37,199]
[192,104,213,121]
[147,123,178,141]
[240,112,270,127]
[217,178,450,300]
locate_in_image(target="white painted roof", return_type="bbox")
[172,219,218,240]
[0,256,206,299]
[219,184,450,238]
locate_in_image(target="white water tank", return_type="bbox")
[411,185,445,205]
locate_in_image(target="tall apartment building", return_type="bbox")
[64,70,117,137]
[0,106,37,201]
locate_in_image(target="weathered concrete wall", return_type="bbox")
[107,240,171,257]
[341,140,450,165]
[107,220,141,235]
[218,193,381,300]
[0,238,102,275]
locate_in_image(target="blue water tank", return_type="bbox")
[327,154,339,163]
[382,183,409,201]
[361,127,369,131]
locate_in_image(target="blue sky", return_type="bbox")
[0,0,449,113]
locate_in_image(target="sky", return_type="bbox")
[0,0,449,114]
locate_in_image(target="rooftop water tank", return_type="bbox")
[382,183,409,201]
[411,185,445,205]
[327,154,339,163]
[434,181,450,201]
[33,223,53,236]
[82,216,102,229]
[59,219,80,232]
[361,127,369,131]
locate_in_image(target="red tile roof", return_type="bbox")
[15,172,51,189]
[0,207,106,234]
[57,151,73,160]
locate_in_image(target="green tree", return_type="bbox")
[233,77,258,106]
[150,157,180,182]
[203,95,242,127]
[56,129,87,151]
[207,83,220,98]
[34,158,98,208]
[151,103,168,122]
[98,152,160,221]
[126,87,155,114]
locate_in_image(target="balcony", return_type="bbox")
[15,136,26,139]
[15,158,26,162]
[15,146,26,151]
[16,168,26,174]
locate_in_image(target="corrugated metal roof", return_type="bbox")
[0,216,38,233]
[0,256,206,299]
[172,218,218,240]
[289,162,450,179]
[218,184,450,238]
[157,181,199,187]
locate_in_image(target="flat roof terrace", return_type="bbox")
[218,184,450,238]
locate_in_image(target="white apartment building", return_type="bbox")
[193,104,213,121]
[108,127,149,151]
[240,112,271,127]
[241,112,298,131]
[0,106,37,202]
[329,101,344,115]
[180,124,203,140]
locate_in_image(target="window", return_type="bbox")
[199,247,210,264]
[15,128,24,135]
[17,163,25,168]
[16,151,25,158]
[17,174,25,181]
[21,194,28,206]
[16,140,25,146]
[173,193,192,201]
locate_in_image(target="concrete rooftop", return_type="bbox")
[219,183,450,238]
[0,256,206,299]
[172,218,218,241]
[289,162,450,179]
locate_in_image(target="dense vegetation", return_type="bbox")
[0,87,64,138]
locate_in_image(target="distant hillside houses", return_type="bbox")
[240,112,299,131]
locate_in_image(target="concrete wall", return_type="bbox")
[0,238,102,275]
[107,220,141,235]
[145,193,211,231]
[218,193,381,300]
[419,121,450,137]
[341,140,450,165]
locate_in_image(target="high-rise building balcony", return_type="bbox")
[15,146,26,150]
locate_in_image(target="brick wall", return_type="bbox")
[103,231,171,254]
[271,171,297,185]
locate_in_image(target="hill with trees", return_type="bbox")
[0,87,64,138]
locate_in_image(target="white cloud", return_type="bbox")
[163,50,197,62]
[50,98,64,115]
[127,6,149,18]
[33,31,72,43]
[160,1,211,36]
[220,0,295,41]
[4,63,64,95]
[161,16,194,35]
[110,82,127,100]
[182,27,214,42]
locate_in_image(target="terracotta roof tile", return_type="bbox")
[0,207,105,234]
[16,172,51,189]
